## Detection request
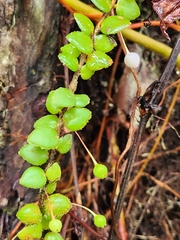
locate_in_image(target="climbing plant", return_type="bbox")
[14,1,141,239]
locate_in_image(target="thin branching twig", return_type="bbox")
[109,33,180,240]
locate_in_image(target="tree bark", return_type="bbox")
[0,0,60,231]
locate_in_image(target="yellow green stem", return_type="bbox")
[59,0,101,16]
[72,202,96,216]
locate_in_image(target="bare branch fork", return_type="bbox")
[109,33,180,240]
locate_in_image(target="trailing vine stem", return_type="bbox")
[109,33,180,240]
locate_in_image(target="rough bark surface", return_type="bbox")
[0,0,60,225]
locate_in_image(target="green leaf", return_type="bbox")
[61,43,80,57]
[16,203,42,225]
[66,31,93,54]
[28,127,59,150]
[46,91,62,114]
[45,232,64,240]
[20,167,46,189]
[46,88,76,114]
[57,133,72,154]
[46,163,61,182]
[17,223,42,240]
[80,64,95,80]
[34,115,58,129]
[101,16,130,34]
[18,144,48,166]
[74,94,90,107]
[74,13,94,35]
[58,53,79,72]
[94,34,117,52]
[51,87,76,108]
[46,182,57,194]
[63,107,92,131]
[86,51,113,71]
[116,0,140,20]
[91,0,112,13]
[43,193,72,218]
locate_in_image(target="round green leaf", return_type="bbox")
[54,87,76,107]
[43,193,72,218]
[58,53,79,72]
[46,91,62,114]
[66,31,93,54]
[28,127,59,150]
[80,64,95,80]
[63,107,92,131]
[34,115,58,129]
[18,144,48,166]
[74,94,90,107]
[46,163,61,182]
[17,223,42,240]
[46,182,57,194]
[116,0,140,20]
[46,88,76,114]
[101,16,130,34]
[16,203,42,225]
[45,232,64,240]
[61,43,80,57]
[91,0,112,13]
[94,34,117,52]
[20,166,46,189]
[86,51,113,71]
[41,215,51,230]
[74,13,94,35]
[57,133,72,154]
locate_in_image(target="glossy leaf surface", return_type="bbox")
[46,88,76,114]
[91,0,112,13]
[61,43,80,57]
[86,51,113,71]
[63,107,92,131]
[101,16,130,34]
[58,53,79,72]
[94,34,117,52]
[80,64,95,80]
[74,13,94,35]
[66,31,93,54]
[116,0,140,20]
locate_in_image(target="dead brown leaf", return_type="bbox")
[152,0,180,40]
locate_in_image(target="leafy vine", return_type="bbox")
[14,1,141,239]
